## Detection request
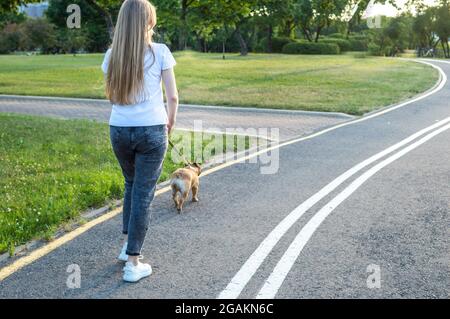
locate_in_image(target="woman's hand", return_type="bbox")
[167,118,175,135]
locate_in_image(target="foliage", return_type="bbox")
[282,41,340,54]
[258,36,294,53]
[321,37,352,51]
[348,38,368,51]
[0,0,448,58]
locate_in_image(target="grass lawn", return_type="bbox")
[0,51,438,115]
[0,113,251,255]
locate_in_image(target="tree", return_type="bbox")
[0,0,40,14]
[412,8,439,55]
[434,0,450,58]
[292,0,349,42]
[46,0,112,52]
[84,0,116,40]
[0,23,22,53]
[186,0,257,56]
[57,28,87,54]
[152,0,197,50]
[411,0,450,58]
[0,10,26,28]
[19,18,57,53]
[253,0,293,52]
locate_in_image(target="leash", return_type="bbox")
[168,139,192,166]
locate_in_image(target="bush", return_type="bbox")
[253,42,265,53]
[321,38,352,52]
[368,43,390,56]
[349,39,368,51]
[258,36,294,53]
[271,37,294,53]
[350,34,368,41]
[57,29,87,54]
[0,23,22,53]
[327,33,346,39]
[282,41,340,55]
[19,18,57,54]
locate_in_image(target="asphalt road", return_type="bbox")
[0,60,448,299]
[0,95,352,142]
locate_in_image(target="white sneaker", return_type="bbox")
[118,242,128,262]
[123,259,153,283]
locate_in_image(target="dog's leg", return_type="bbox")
[179,191,189,213]
[172,186,180,211]
[192,183,199,202]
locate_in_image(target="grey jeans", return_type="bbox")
[110,125,168,256]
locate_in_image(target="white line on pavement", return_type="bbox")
[218,116,450,299]
[256,121,450,299]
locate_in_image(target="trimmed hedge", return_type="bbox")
[258,37,294,53]
[327,33,346,39]
[350,34,368,41]
[282,41,340,55]
[321,38,352,52]
[349,39,368,51]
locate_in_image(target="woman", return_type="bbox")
[101,0,179,283]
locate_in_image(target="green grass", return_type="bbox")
[0,51,438,115]
[0,113,251,255]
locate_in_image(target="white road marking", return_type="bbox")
[218,116,450,299]
[256,122,450,299]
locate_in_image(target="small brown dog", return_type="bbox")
[170,163,202,213]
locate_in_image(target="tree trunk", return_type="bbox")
[314,26,322,43]
[222,40,226,60]
[178,0,189,50]
[302,26,312,42]
[235,25,248,56]
[282,19,295,38]
[267,24,273,53]
[86,0,114,41]
[442,39,450,58]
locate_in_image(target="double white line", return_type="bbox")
[220,116,450,299]
[218,61,450,299]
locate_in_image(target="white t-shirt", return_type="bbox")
[101,43,177,127]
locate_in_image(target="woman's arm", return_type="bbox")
[162,68,179,135]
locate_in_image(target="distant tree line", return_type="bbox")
[0,0,448,58]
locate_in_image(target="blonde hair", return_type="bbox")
[106,0,157,105]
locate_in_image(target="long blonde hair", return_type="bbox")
[106,0,157,105]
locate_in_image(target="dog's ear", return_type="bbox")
[193,162,202,175]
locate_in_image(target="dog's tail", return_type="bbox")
[171,177,185,194]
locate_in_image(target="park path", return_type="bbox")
[0,95,352,142]
[0,59,448,299]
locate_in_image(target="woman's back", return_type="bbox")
[101,43,176,127]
